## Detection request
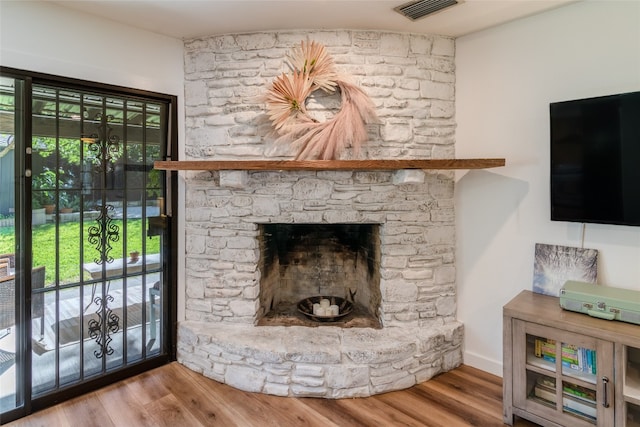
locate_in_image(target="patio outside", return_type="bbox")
[0,205,162,413]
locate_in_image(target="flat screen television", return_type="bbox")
[550,90,640,226]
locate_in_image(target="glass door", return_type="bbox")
[0,70,176,422]
[29,84,170,394]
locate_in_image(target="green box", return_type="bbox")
[559,281,640,325]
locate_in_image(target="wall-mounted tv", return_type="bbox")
[550,90,640,226]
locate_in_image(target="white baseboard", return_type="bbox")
[463,350,503,377]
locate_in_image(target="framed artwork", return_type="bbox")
[532,243,598,297]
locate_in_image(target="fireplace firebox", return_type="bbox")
[257,224,382,328]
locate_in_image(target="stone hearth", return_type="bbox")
[180,321,462,398]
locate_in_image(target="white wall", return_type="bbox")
[456,0,640,376]
[1,1,184,96]
[0,1,187,320]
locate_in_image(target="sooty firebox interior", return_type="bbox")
[257,223,382,328]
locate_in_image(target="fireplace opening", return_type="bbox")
[257,223,382,328]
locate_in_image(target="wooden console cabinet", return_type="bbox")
[503,290,640,426]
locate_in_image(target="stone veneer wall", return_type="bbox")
[183,30,456,160]
[182,169,457,326]
[178,30,462,397]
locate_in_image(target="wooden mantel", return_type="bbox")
[154,158,505,171]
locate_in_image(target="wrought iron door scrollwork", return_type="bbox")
[86,113,120,174]
[85,206,122,358]
[84,109,123,359]
[87,204,120,265]
[87,294,120,359]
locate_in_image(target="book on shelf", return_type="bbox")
[533,381,557,404]
[531,338,596,375]
[562,343,579,369]
[563,382,596,403]
[533,338,556,363]
[563,391,596,414]
[536,376,596,404]
[535,338,556,362]
[532,385,597,420]
[563,405,597,423]
[537,376,555,390]
[561,345,596,374]
[530,377,597,422]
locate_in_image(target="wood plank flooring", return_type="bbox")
[5,363,539,427]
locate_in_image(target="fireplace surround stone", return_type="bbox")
[178,168,462,397]
[177,30,462,397]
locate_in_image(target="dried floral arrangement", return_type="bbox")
[264,41,378,160]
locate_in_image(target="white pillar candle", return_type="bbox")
[320,298,330,308]
[312,303,321,315]
[329,305,339,316]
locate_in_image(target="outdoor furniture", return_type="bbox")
[82,253,161,280]
[149,281,160,345]
[0,275,15,335]
[0,257,15,375]
[0,253,15,269]
[32,266,46,338]
[0,263,46,376]
[0,264,46,336]
[0,254,18,334]
[0,253,14,280]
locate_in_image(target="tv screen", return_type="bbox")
[550,91,640,226]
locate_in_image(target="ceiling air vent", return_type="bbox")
[395,0,459,21]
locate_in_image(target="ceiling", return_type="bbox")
[47,0,577,40]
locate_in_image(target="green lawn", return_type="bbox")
[0,219,160,285]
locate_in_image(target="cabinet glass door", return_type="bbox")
[625,346,640,427]
[524,332,600,425]
[515,320,614,427]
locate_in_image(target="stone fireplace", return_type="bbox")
[177,30,463,397]
[178,168,462,397]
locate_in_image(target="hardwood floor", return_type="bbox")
[5,363,539,427]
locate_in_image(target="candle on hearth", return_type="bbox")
[313,303,321,315]
[320,298,330,308]
[329,305,339,316]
